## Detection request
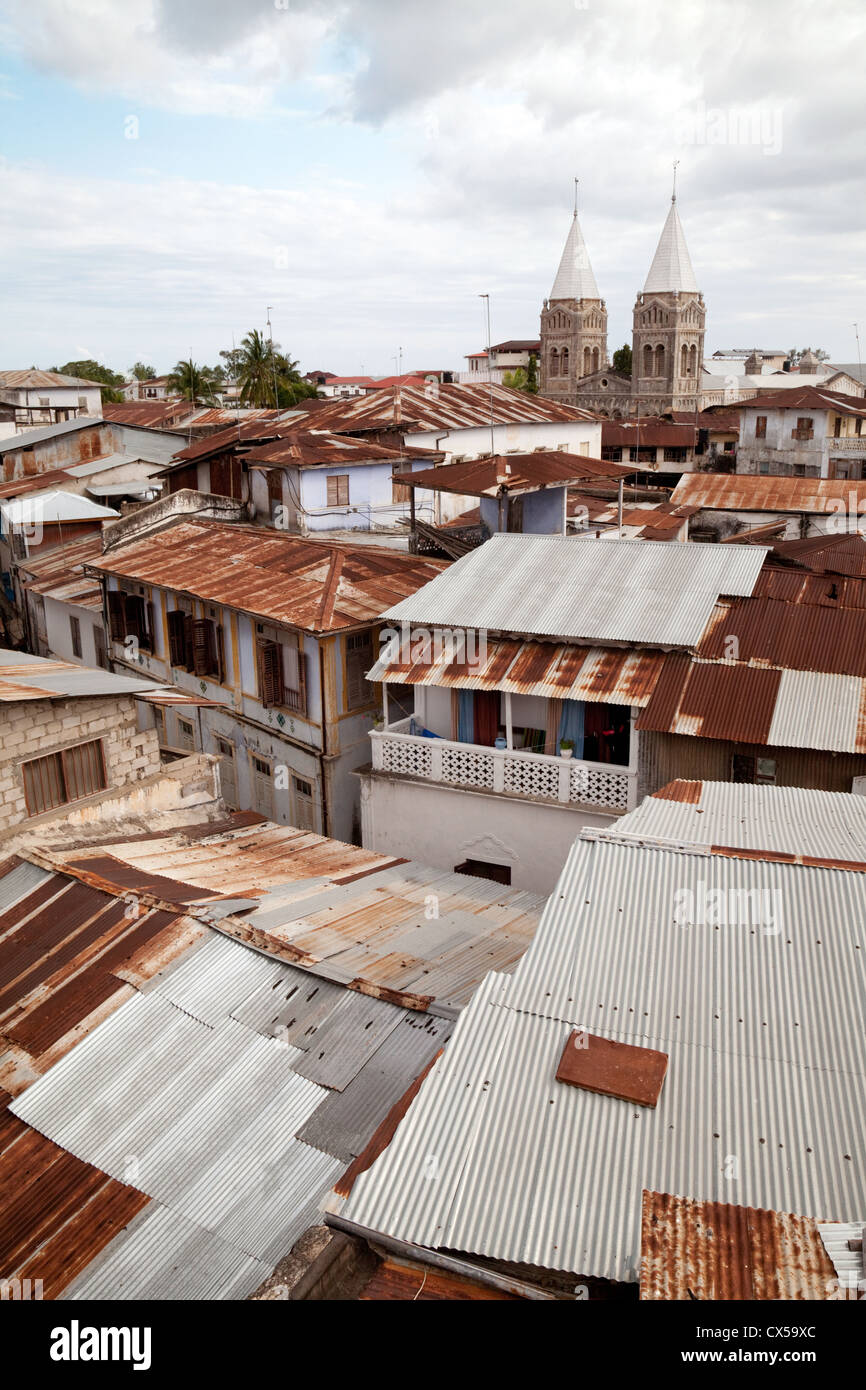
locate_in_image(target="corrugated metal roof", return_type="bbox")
[637,654,866,755]
[341,835,866,1283]
[817,1221,865,1294]
[88,519,448,634]
[19,533,104,610]
[382,535,768,648]
[303,382,598,435]
[615,781,866,865]
[766,533,866,577]
[699,595,866,675]
[0,648,157,702]
[368,636,665,706]
[0,490,117,524]
[244,431,436,469]
[0,370,104,390]
[672,473,866,513]
[60,821,544,1013]
[639,1191,837,1300]
[0,417,103,455]
[394,452,632,498]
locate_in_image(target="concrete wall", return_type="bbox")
[42,595,104,667]
[358,769,616,894]
[0,693,161,833]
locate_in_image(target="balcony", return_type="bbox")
[371,717,636,813]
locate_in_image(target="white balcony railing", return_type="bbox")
[371,719,636,812]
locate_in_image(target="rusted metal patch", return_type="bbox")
[555,1031,668,1107]
[334,1049,443,1198]
[651,780,702,803]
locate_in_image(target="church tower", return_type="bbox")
[631,184,705,414]
[540,192,607,403]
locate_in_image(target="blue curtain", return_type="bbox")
[457,690,475,744]
[557,699,585,757]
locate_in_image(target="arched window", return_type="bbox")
[681,343,689,377]
[583,346,592,376]
[561,347,569,377]
[643,344,654,376]
[690,343,698,376]
[550,348,560,377]
[592,347,600,373]
[655,345,665,377]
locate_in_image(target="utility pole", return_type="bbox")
[479,294,495,457]
[267,306,279,411]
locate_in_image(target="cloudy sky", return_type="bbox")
[0,0,863,378]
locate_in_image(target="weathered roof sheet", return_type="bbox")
[394,451,632,498]
[87,519,448,634]
[672,472,866,514]
[382,535,768,648]
[0,648,160,702]
[0,490,117,524]
[341,835,866,1283]
[639,1190,837,1300]
[0,370,104,390]
[763,533,866,577]
[637,653,866,754]
[301,382,599,435]
[734,385,866,415]
[19,534,105,610]
[368,636,665,706]
[244,431,438,469]
[169,413,285,463]
[615,780,866,867]
[101,401,194,429]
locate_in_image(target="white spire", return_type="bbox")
[643,198,699,294]
[549,210,601,301]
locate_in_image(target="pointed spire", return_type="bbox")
[643,193,698,295]
[549,192,600,301]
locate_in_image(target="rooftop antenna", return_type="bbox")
[232,330,242,441]
[479,293,495,457]
[672,159,680,203]
[266,306,279,413]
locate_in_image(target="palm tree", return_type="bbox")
[167,359,219,405]
[237,330,277,408]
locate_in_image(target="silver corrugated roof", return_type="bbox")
[0,647,158,700]
[768,669,864,754]
[817,1221,865,1294]
[342,835,866,1283]
[381,536,768,647]
[613,782,866,862]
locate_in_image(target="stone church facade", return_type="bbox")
[539,198,706,417]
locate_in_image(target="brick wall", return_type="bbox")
[0,694,161,832]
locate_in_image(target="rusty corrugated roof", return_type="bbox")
[753,566,866,607]
[698,596,866,675]
[639,1190,837,1300]
[102,402,194,428]
[672,472,866,513]
[765,533,866,577]
[637,657,781,743]
[169,414,284,463]
[0,370,104,390]
[394,451,632,497]
[244,431,439,469]
[369,635,665,706]
[19,533,105,610]
[88,519,448,634]
[602,421,697,448]
[302,382,599,435]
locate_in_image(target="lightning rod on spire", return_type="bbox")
[672,160,680,202]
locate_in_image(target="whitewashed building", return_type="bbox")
[359,534,766,892]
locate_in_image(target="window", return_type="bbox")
[663,447,687,463]
[38,396,49,407]
[22,740,107,815]
[251,755,274,818]
[258,640,284,708]
[93,624,108,669]
[152,707,166,743]
[326,474,349,507]
[856,418,863,436]
[732,753,776,784]
[292,776,316,831]
[78,395,87,410]
[755,415,767,438]
[69,615,82,658]
[175,717,195,751]
[107,590,154,653]
[392,462,411,504]
[834,416,843,438]
[792,417,814,441]
[345,630,373,710]
[601,446,623,462]
[758,459,770,474]
[166,609,224,680]
[723,441,735,453]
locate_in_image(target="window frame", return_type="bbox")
[21,738,107,816]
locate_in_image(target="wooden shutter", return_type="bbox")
[259,641,284,707]
[107,591,126,641]
[183,615,195,668]
[327,474,349,506]
[192,619,217,677]
[392,464,410,504]
[144,601,155,653]
[345,632,373,710]
[167,610,186,666]
[216,625,226,683]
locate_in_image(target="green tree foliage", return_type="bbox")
[526,353,538,393]
[787,346,830,365]
[612,344,632,377]
[233,330,318,408]
[166,359,221,405]
[52,359,126,403]
[130,362,157,381]
[502,367,528,391]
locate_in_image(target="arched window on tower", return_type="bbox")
[550,348,560,377]
[681,343,689,377]
[690,343,698,376]
[655,345,665,377]
[592,347,600,373]
[643,344,654,377]
[561,347,570,377]
[583,346,592,376]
